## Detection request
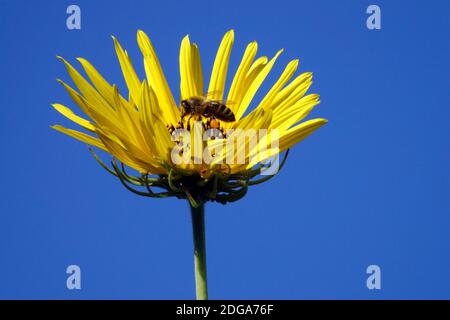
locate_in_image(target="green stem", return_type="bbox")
[190,202,208,300]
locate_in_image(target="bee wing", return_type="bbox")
[202,91,237,106]
[203,90,224,100]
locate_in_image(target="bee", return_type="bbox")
[180,96,236,123]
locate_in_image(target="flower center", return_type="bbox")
[167,115,229,138]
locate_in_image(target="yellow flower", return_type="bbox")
[52,30,327,205]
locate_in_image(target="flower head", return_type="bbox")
[52,30,327,206]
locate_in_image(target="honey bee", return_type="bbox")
[180,96,236,123]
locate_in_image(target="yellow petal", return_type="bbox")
[179,35,198,100]
[97,125,155,167]
[52,125,107,151]
[138,81,159,154]
[57,79,94,117]
[271,94,320,131]
[58,80,147,156]
[222,53,266,130]
[95,128,154,173]
[245,146,281,170]
[52,103,95,132]
[247,56,268,75]
[235,49,283,120]
[272,72,312,109]
[137,30,179,125]
[112,36,141,104]
[257,59,298,110]
[112,85,149,152]
[153,116,174,163]
[137,82,173,163]
[237,56,268,100]
[58,80,127,141]
[239,108,273,131]
[191,43,204,97]
[57,57,114,117]
[207,30,234,101]
[279,118,328,151]
[227,41,258,111]
[76,57,128,109]
[272,72,313,113]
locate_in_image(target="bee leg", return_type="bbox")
[218,121,226,137]
[186,114,193,130]
[167,124,175,134]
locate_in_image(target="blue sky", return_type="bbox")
[0,0,449,299]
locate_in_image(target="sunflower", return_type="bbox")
[52,30,327,299]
